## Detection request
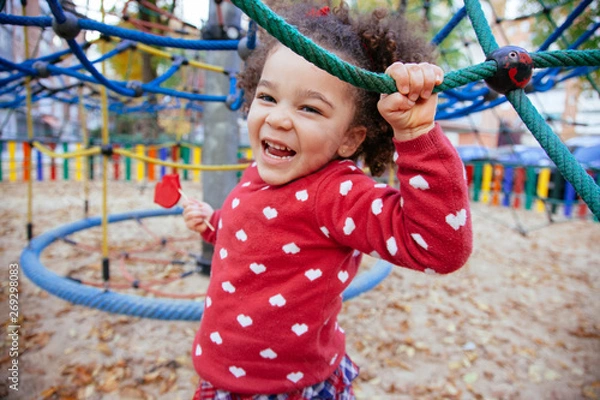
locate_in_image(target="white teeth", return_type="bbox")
[265,140,292,152]
[264,140,294,160]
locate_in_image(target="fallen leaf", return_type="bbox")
[96,342,113,356]
[463,372,478,384]
[582,381,600,399]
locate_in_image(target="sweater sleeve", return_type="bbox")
[315,124,472,274]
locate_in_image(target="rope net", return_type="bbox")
[0,0,598,216]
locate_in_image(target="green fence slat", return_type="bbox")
[125,144,132,181]
[525,167,537,210]
[63,143,69,180]
[472,162,483,202]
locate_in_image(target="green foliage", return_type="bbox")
[522,0,599,90]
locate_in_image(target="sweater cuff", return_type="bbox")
[392,123,444,155]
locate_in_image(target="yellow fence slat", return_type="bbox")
[8,141,17,182]
[136,144,145,182]
[536,167,552,212]
[75,143,82,181]
[481,163,493,204]
[193,147,201,182]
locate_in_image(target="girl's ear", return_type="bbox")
[338,126,367,158]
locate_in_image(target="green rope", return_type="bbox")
[532,50,600,68]
[230,0,600,218]
[229,0,598,94]
[507,90,600,217]
[463,0,499,55]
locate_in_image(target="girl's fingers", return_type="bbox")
[407,66,424,102]
[378,92,415,115]
[386,62,445,101]
[386,62,410,95]
[418,64,437,100]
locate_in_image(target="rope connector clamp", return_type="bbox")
[126,81,144,97]
[237,36,257,61]
[33,61,51,78]
[101,144,114,156]
[485,46,533,94]
[52,11,81,41]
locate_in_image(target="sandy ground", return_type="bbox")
[0,179,599,400]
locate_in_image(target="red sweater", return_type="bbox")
[193,125,472,394]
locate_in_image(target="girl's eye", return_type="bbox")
[257,93,275,103]
[300,105,321,114]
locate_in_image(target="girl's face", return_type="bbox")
[247,45,364,186]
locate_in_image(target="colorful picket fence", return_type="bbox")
[464,162,599,220]
[0,140,253,183]
[1,140,597,220]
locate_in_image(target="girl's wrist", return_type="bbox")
[393,122,435,142]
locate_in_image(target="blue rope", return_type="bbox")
[0,72,26,88]
[0,13,51,26]
[537,0,592,51]
[141,85,228,103]
[532,22,600,89]
[0,80,23,97]
[145,57,184,87]
[67,40,133,72]
[431,6,467,46]
[79,19,240,51]
[46,0,66,24]
[0,57,37,75]
[247,20,258,49]
[67,38,137,96]
[0,13,240,50]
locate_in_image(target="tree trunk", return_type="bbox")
[561,79,582,141]
[139,0,160,141]
[200,2,242,273]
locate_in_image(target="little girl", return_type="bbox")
[183,2,472,399]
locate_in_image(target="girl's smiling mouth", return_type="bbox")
[263,140,297,160]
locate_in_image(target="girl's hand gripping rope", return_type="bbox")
[378,62,444,142]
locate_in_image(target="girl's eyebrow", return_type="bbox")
[298,89,335,110]
[257,79,274,89]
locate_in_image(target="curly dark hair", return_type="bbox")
[237,1,436,176]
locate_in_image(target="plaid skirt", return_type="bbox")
[193,354,359,400]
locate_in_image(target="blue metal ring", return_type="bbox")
[20,208,393,321]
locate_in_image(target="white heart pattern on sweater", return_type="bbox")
[263,206,278,220]
[260,348,277,359]
[229,366,246,378]
[295,190,309,201]
[305,269,322,281]
[339,180,353,196]
[291,323,308,336]
[337,270,349,283]
[343,217,356,235]
[411,233,429,250]
[371,198,383,215]
[282,243,300,254]
[210,331,223,345]
[446,209,467,230]
[287,371,304,383]
[221,281,236,293]
[235,229,248,242]
[409,175,430,190]
[269,294,286,307]
[249,263,266,274]
[237,314,253,328]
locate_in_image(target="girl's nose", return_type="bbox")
[265,106,293,131]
